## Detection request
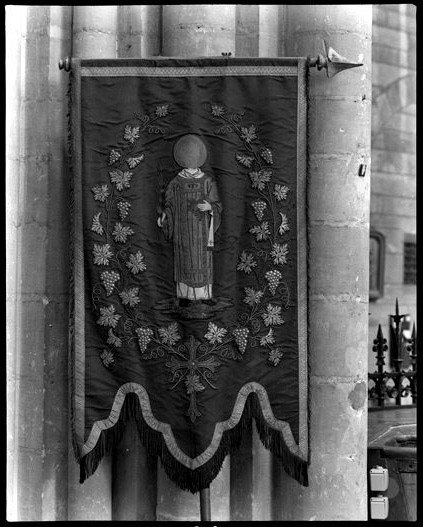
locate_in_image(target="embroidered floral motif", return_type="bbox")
[97,305,121,328]
[211,104,225,117]
[109,170,133,191]
[232,327,250,354]
[271,243,288,266]
[91,103,293,425]
[126,154,145,169]
[273,184,289,201]
[101,270,120,296]
[236,153,254,168]
[249,221,271,241]
[112,222,134,243]
[249,169,272,191]
[209,103,292,370]
[237,251,257,274]
[91,212,104,235]
[204,322,227,344]
[107,328,122,348]
[260,328,275,346]
[252,200,267,221]
[126,251,147,274]
[260,147,273,165]
[116,201,131,220]
[185,373,205,394]
[135,327,154,353]
[268,348,283,366]
[240,125,257,143]
[123,125,140,144]
[108,149,121,165]
[119,287,140,307]
[92,184,110,202]
[155,104,169,117]
[165,336,226,422]
[265,269,282,295]
[158,322,181,346]
[243,287,264,306]
[262,304,284,327]
[278,212,290,235]
[100,349,115,368]
[93,243,113,266]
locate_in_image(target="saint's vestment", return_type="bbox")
[162,168,222,300]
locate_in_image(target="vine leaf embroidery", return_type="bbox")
[97,305,121,328]
[91,212,104,235]
[123,125,140,144]
[93,243,113,266]
[107,328,122,348]
[158,322,181,346]
[127,153,145,169]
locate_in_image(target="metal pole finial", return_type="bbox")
[309,40,363,78]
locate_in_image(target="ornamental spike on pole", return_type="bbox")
[308,39,363,78]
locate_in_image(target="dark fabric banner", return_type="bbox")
[69,57,309,492]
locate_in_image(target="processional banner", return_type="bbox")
[69,58,309,492]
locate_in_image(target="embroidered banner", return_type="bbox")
[69,57,309,492]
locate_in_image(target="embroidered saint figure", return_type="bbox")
[157,134,222,305]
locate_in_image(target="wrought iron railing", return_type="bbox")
[368,299,417,407]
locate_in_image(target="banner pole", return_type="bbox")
[200,487,211,521]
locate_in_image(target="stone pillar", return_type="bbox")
[7,5,30,521]
[235,5,259,57]
[162,4,236,57]
[271,5,372,520]
[117,5,161,58]
[155,5,237,522]
[41,5,73,521]
[67,6,119,520]
[258,5,280,57]
[7,5,71,520]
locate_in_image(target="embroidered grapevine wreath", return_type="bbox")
[90,103,292,422]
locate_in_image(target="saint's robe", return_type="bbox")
[162,168,222,299]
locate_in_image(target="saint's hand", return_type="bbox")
[197,200,212,212]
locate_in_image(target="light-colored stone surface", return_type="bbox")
[272,5,372,521]
[162,4,236,57]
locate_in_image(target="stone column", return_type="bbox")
[271,5,372,521]
[235,5,259,57]
[7,5,73,521]
[7,5,31,521]
[41,5,73,521]
[162,4,236,57]
[155,5,236,522]
[67,6,118,521]
[117,5,161,58]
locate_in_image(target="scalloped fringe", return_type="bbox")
[78,392,308,493]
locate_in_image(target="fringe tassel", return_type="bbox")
[79,392,308,492]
